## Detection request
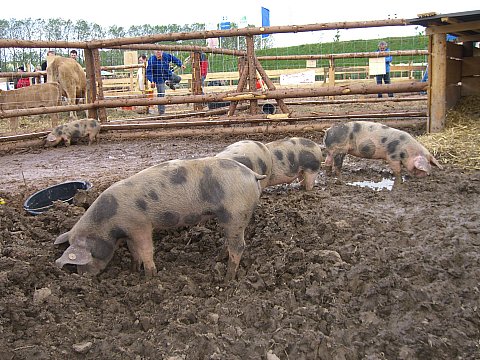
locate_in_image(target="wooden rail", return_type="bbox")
[100,63,427,96]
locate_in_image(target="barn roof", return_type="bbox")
[407,10,480,42]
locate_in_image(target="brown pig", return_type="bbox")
[323,121,443,184]
[215,140,273,189]
[54,157,266,282]
[45,118,100,147]
[265,137,323,190]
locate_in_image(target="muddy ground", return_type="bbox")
[0,100,479,359]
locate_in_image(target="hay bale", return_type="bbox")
[418,96,480,170]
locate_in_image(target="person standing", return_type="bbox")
[200,52,209,88]
[146,50,185,115]
[375,41,393,98]
[70,49,78,61]
[137,54,148,91]
[15,67,31,88]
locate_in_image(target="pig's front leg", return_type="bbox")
[299,170,317,190]
[127,231,157,277]
[333,153,346,175]
[388,159,403,186]
[223,227,246,282]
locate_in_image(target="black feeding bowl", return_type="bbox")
[24,181,92,215]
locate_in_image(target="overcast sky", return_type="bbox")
[2,1,478,46]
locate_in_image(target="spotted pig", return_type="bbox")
[265,137,323,190]
[216,140,273,189]
[323,121,442,184]
[45,118,100,147]
[54,157,266,282]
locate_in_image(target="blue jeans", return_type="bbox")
[376,73,393,98]
[155,74,182,114]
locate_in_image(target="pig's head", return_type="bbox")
[44,133,61,147]
[54,231,115,275]
[407,154,443,177]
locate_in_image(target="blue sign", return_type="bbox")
[220,21,231,30]
[261,7,270,38]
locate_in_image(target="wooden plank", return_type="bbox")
[461,76,480,96]
[447,42,463,59]
[426,20,480,35]
[429,33,447,133]
[446,58,462,84]
[462,57,480,76]
[446,84,461,109]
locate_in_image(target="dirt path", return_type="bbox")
[1,127,479,359]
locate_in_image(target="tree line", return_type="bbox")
[0,17,269,72]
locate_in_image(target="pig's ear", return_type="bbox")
[54,232,70,245]
[55,245,92,268]
[413,156,431,174]
[429,155,443,170]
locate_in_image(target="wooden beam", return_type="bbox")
[457,34,480,42]
[246,36,258,115]
[428,33,447,133]
[258,50,428,61]
[426,20,480,35]
[84,49,98,120]
[0,81,427,119]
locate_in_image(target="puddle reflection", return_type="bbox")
[347,178,395,191]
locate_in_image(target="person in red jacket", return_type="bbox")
[15,66,31,89]
[200,52,208,87]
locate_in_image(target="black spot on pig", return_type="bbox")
[273,150,283,161]
[233,156,253,171]
[381,137,387,144]
[148,189,158,200]
[216,206,232,223]
[290,138,297,145]
[254,141,264,149]
[287,151,298,174]
[334,154,345,169]
[359,140,376,158]
[159,211,180,227]
[88,238,114,260]
[218,159,236,169]
[74,123,80,128]
[299,138,315,147]
[200,167,225,204]
[387,140,400,154]
[91,194,118,224]
[184,213,201,225]
[136,198,147,211]
[399,134,406,141]
[109,226,128,240]
[124,181,134,187]
[170,166,187,185]
[258,158,267,174]
[353,122,362,133]
[324,124,349,147]
[400,151,406,159]
[298,150,321,171]
[381,125,389,129]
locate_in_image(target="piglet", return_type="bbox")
[265,137,323,190]
[54,157,266,282]
[216,140,273,189]
[323,121,443,184]
[45,118,100,147]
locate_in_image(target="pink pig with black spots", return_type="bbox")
[323,121,442,184]
[54,157,265,282]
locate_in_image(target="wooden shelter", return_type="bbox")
[408,10,480,132]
